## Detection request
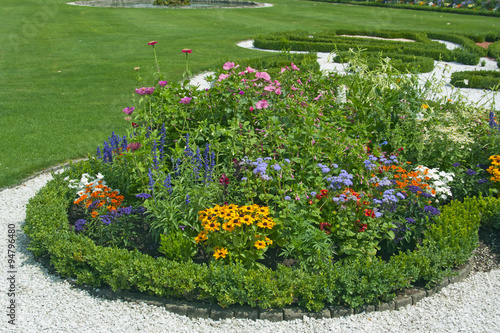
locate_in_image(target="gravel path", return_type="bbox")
[1,173,500,332]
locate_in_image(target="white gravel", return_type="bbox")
[190,39,500,110]
[1,173,500,332]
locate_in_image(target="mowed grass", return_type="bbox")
[0,0,498,188]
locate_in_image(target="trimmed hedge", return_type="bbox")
[489,41,500,59]
[450,70,500,90]
[253,29,482,66]
[309,0,500,18]
[212,53,320,75]
[22,174,493,311]
[333,52,435,73]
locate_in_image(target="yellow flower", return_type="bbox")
[265,237,273,245]
[195,231,208,244]
[222,221,235,232]
[213,247,228,259]
[256,206,270,216]
[231,217,242,227]
[257,218,275,229]
[241,215,254,225]
[204,221,220,232]
[421,104,429,109]
[254,240,267,250]
[241,205,254,214]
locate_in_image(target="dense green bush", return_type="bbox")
[23,176,492,311]
[153,0,190,5]
[308,0,500,18]
[450,70,500,90]
[253,29,482,66]
[489,41,500,59]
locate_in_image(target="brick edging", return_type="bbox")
[77,256,474,321]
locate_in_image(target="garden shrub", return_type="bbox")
[450,70,500,90]
[22,44,500,312]
[488,40,500,59]
[23,176,489,310]
[254,29,482,66]
[309,0,500,18]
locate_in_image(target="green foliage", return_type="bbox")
[489,41,500,59]
[153,0,190,5]
[450,70,500,90]
[158,230,198,262]
[23,166,490,311]
[309,0,500,18]
[254,29,484,66]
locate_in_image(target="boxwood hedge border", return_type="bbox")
[21,166,496,318]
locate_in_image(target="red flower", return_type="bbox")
[358,224,368,232]
[219,174,229,186]
[132,123,139,128]
[148,41,158,46]
[364,209,375,217]
[182,49,192,54]
[319,222,331,235]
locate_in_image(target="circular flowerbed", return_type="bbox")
[23,42,500,312]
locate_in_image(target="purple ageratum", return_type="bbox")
[327,170,354,189]
[284,196,291,201]
[136,193,152,199]
[179,97,192,105]
[465,168,477,176]
[74,219,86,232]
[452,162,461,167]
[424,206,440,216]
[122,107,135,115]
[272,164,281,172]
[317,163,331,174]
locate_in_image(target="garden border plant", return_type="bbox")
[253,29,498,68]
[450,70,500,90]
[23,173,494,317]
[309,0,500,18]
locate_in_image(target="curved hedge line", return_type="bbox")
[333,52,435,73]
[253,29,484,66]
[22,174,498,312]
[308,0,500,18]
[450,70,500,90]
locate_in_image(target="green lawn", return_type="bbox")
[1,0,498,188]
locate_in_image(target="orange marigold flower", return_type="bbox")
[91,211,99,218]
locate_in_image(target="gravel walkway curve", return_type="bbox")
[1,174,500,332]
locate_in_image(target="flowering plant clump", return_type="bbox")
[57,42,500,277]
[196,204,276,268]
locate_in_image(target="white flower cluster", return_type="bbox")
[415,165,454,201]
[336,85,347,106]
[64,173,105,197]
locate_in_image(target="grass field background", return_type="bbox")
[1,0,499,188]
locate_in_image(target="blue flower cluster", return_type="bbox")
[363,154,398,170]
[74,219,86,232]
[326,170,354,189]
[406,185,433,198]
[100,206,146,225]
[241,156,289,181]
[96,131,128,163]
[423,205,440,216]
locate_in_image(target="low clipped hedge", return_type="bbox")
[450,70,500,90]
[22,174,495,312]
[489,41,500,60]
[309,0,500,18]
[212,53,320,75]
[253,29,482,66]
[334,52,435,73]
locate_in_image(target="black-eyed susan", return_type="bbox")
[241,205,254,213]
[241,215,254,225]
[257,218,275,229]
[204,221,220,232]
[213,247,228,259]
[254,240,267,250]
[256,206,270,216]
[231,217,242,227]
[195,231,208,243]
[222,221,235,232]
[265,237,273,245]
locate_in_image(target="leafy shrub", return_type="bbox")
[450,70,500,90]
[23,176,489,310]
[488,40,500,58]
